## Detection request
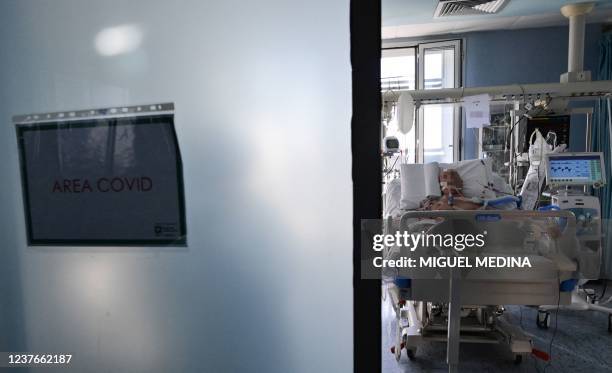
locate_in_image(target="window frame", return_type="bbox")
[380,47,417,91]
[381,39,464,163]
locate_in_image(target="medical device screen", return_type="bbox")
[546,153,605,186]
[523,115,571,152]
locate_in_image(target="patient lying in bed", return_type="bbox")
[421,169,483,211]
[384,159,513,218]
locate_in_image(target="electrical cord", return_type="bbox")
[534,164,542,210]
[584,279,610,303]
[505,111,529,192]
[384,155,400,178]
[516,306,548,373]
[506,106,548,156]
[542,289,561,373]
[599,279,608,301]
[599,295,612,306]
[471,181,515,199]
[505,115,524,153]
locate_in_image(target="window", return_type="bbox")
[381,48,416,91]
[381,40,462,164]
[418,41,461,163]
[381,48,416,162]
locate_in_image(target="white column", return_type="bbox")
[561,2,595,73]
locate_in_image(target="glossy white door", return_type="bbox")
[0,1,353,372]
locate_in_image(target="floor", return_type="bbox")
[381,284,612,373]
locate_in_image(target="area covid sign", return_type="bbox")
[15,104,186,246]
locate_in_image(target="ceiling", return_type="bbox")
[383,0,612,39]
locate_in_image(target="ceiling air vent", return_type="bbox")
[434,0,509,18]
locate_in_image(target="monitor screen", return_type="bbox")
[546,153,605,186]
[523,115,571,153]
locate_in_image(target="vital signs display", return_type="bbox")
[15,105,186,245]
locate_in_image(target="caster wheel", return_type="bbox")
[514,354,523,365]
[406,348,416,360]
[536,311,550,329]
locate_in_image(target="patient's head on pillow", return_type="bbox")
[439,169,463,196]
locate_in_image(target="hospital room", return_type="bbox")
[1,0,612,372]
[377,0,612,372]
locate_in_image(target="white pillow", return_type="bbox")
[384,178,402,218]
[439,159,496,200]
[399,163,441,210]
[491,172,513,197]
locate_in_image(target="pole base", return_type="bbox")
[560,70,591,83]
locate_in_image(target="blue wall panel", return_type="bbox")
[462,24,603,157]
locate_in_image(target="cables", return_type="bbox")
[474,181,515,196]
[384,155,400,178]
[505,115,524,153]
[600,279,608,300]
[596,279,610,305]
[542,289,561,373]
[506,105,549,157]
[505,111,532,192]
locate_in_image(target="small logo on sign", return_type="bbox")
[154,223,179,238]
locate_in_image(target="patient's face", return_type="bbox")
[439,169,463,196]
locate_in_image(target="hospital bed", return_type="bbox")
[382,160,594,371]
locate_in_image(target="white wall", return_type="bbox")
[0,1,353,372]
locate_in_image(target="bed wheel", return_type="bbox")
[514,354,523,365]
[406,347,416,360]
[536,311,550,329]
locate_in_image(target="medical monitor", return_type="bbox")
[523,115,571,153]
[545,152,606,188]
[382,136,400,155]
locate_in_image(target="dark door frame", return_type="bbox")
[351,0,382,372]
